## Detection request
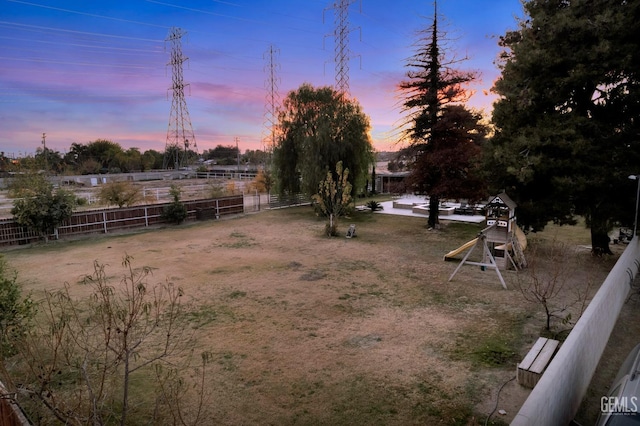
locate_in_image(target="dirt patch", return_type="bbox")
[1,206,624,425]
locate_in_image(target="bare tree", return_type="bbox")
[9,255,209,425]
[517,239,592,334]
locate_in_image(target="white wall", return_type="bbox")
[512,238,640,425]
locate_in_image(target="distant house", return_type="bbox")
[371,161,409,194]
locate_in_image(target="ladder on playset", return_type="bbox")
[510,234,527,269]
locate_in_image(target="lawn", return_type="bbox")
[1,205,617,425]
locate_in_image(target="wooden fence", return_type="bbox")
[0,195,244,247]
[268,193,311,209]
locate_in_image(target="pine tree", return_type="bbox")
[399,3,487,228]
[487,0,640,254]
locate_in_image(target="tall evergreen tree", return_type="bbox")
[486,0,640,254]
[273,84,373,198]
[399,4,487,228]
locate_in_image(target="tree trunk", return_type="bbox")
[590,210,613,256]
[328,213,336,236]
[428,196,439,229]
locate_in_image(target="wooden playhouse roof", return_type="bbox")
[486,192,517,210]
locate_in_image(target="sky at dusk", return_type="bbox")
[0,0,525,157]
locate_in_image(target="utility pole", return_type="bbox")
[41,132,48,172]
[235,137,240,173]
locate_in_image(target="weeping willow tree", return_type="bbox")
[272,84,374,199]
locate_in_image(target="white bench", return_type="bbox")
[517,337,559,389]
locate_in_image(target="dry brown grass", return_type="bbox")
[1,206,620,425]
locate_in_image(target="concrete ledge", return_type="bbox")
[392,201,417,210]
[410,205,456,216]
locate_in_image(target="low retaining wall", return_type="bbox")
[512,237,640,425]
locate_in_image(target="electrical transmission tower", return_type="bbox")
[325,0,361,96]
[262,45,281,156]
[164,27,197,170]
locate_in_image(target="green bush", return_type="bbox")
[0,256,34,358]
[162,202,187,224]
[11,174,76,242]
[162,184,187,224]
[365,200,383,211]
[98,181,141,208]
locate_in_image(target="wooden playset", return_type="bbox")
[445,192,527,288]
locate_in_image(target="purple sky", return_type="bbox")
[0,0,524,157]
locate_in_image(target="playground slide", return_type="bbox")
[443,238,478,261]
[515,225,527,250]
[443,226,527,261]
[491,226,529,252]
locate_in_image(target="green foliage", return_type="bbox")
[162,184,187,224]
[251,169,273,193]
[141,149,164,171]
[163,145,199,169]
[168,183,181,203]
[202,144,240,165]
[63,140,160,173]
[206,181,228,198]
[86,139,125,172]
[98,180,142,208]
[11,175,76,242]
[273,83,374,198]
[312,162,353,236]
[487,0,640,253]
[365,200,383,211]
[78,158,101,175]
[451,314,523,368]
[6,172,51,198]
[75,196,88,206]
[0,256,34,358]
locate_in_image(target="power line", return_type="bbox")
[0,35,163,54]
[0,21,163,43]
[5,0,171,30]
[0,55,160,69]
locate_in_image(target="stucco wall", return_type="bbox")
[512,238,640,425]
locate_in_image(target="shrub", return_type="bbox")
[98,180,141,207]
[0,256,34,358]
[366,200,383,211]
[162,184,187,224]
[11,174,76,242]
[312,162,352,237]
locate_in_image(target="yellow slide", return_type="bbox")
[443,238,478,261]
[515,225,527,250]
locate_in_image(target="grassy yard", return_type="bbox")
[1,205,617,425]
